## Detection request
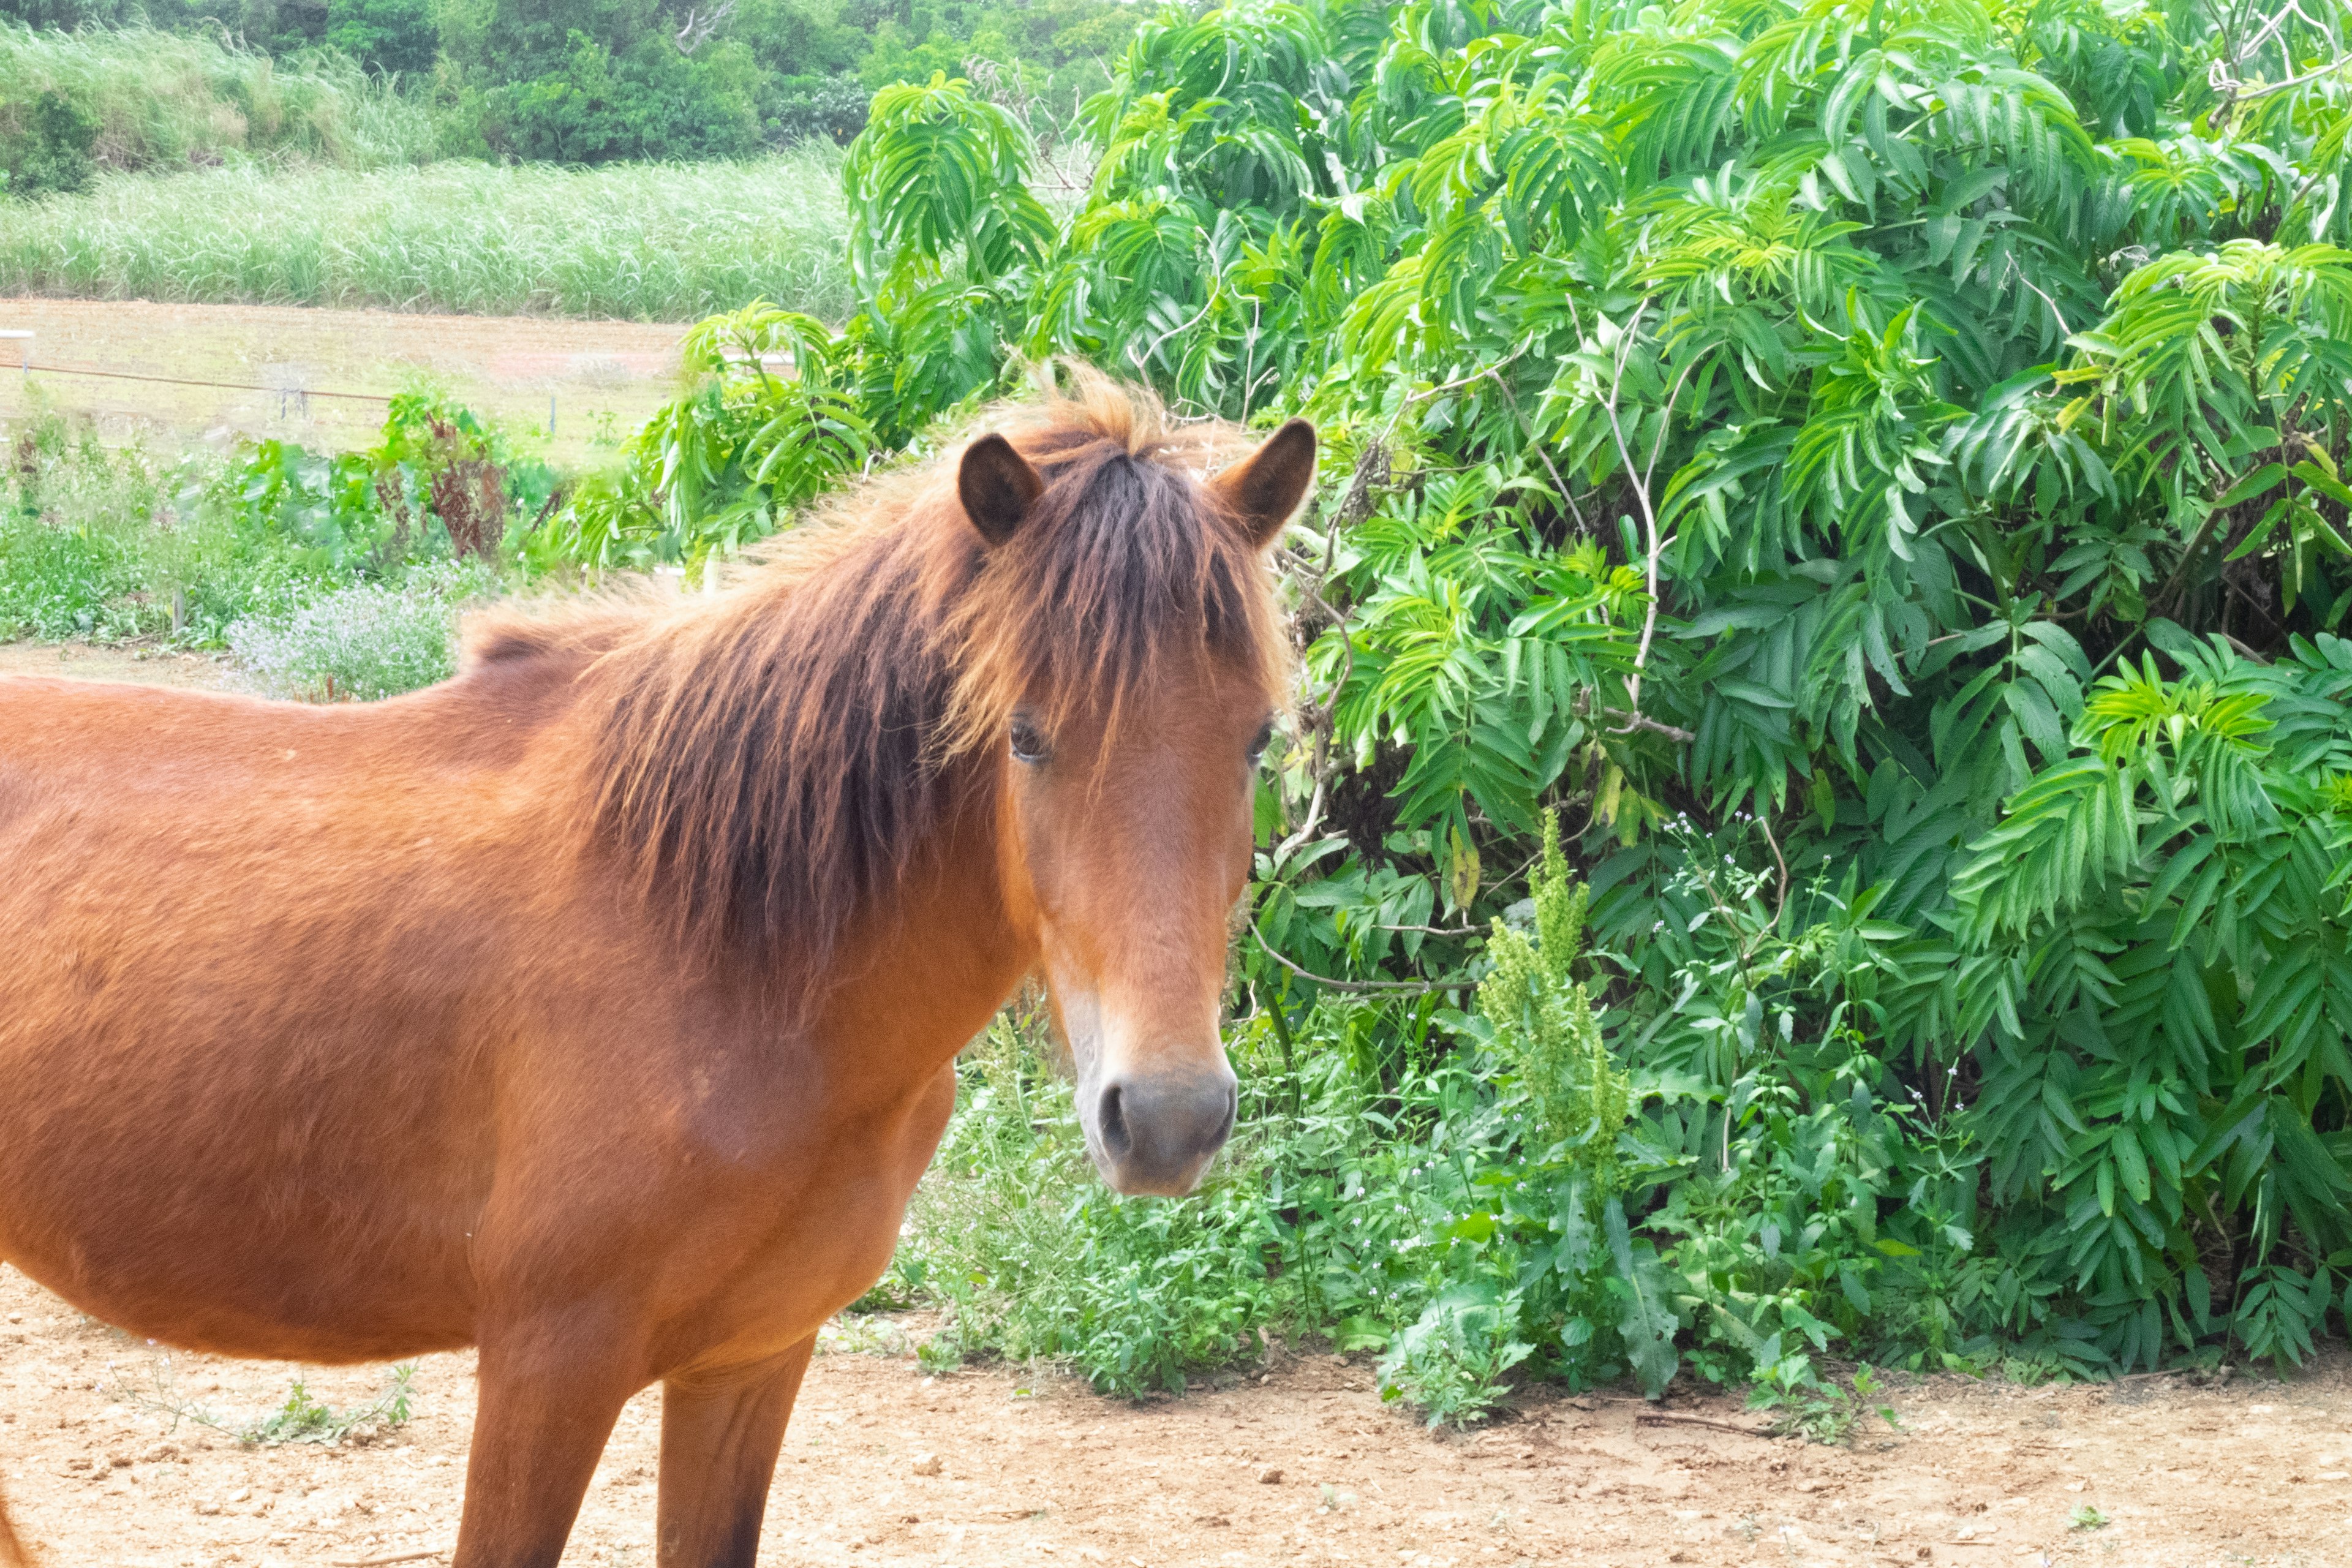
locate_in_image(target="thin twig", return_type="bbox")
[1757,810,1790,927]
[330,1551,446,1567]
[2214,53,2352,103]
[1270,777,1327,863]
[1496,377,1589,534]
[1595,302,1670,723]
[1603,707,1695,744]
[1634,1411,1774,1436]
[1246,909,1455,995]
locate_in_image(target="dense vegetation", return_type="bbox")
[557,0,2352,1412]
[5,0,2351,1424]
[0,149,852,318]
[0,21,438,193]
[0,0,1139,177]
[0,396,542,692]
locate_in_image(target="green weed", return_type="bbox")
[237,1366,417,1445]
[225,562,489,701]
[121,1354,417,1447]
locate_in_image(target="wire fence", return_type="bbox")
[14,363,394,404]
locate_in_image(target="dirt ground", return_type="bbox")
[2,1267,2348,1568]
[0,298,685,466]
[0,643,230,688]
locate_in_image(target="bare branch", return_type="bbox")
[1246,908,1456,995]
[673,0,738,54]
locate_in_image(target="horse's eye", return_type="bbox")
[1248,720,1276,764]
[1009,716,1051,764]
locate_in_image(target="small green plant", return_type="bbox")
[1477,810,1629,1188]
[238,1365,416,1445]
[124,1355,417,1446]
[2070,1504,2109,1531]
[914,1331,965,1375]
[1376,1285,1535,1430]
[226,564,490,701]
[1746,1347,1898,1444]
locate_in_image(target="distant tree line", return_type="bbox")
[0,0,1137,162]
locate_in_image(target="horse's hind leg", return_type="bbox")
[655,1339,814,1567]
[0,1479,28,1568]
[453,1319,643,1568]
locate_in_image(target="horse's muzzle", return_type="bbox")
[1088,1068,1238,1196]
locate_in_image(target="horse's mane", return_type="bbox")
[467,377,1288,999]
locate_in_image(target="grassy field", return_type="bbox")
[0,298,686,465]
[0,23,439,174]
[0,152,854,322]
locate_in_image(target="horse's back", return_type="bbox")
[0,660,620,1357]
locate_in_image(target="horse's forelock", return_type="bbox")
[584,379,1289,1003]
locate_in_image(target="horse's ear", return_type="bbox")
[959,432,1045,548]
[1211,418,1317,549]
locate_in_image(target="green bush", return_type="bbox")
[487,31,764,164]
[0,22,442,177]
[613,0,2352,1413]
[1,392,541,655]
[225,562,488,699]
[1,86,98,198]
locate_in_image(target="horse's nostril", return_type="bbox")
[1097,1081,1133,1159]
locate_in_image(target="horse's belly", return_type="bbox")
[7,1235,478,1364]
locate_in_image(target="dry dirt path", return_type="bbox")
[2,1267,2348,1568]
[0,643,230,688]
[0,298,685,467]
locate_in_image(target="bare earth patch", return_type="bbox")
[2,1267,2348,1567]
[0,643,230,688]
[0,299,685,466]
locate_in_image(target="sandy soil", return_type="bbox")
[2,1266,2348,1568]
[0,643,231,688]
[0,298,685,466]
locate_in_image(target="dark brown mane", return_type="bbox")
[484,378,1288,999]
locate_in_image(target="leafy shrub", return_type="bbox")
[0,21,442,175]
[540,301,869,570]
[0,86,99,198]
[777,0,2352,1403]
[1378,1284,1534,1429]
[488,31,764,165]
[226,563,488,700]
[0,393,537,652]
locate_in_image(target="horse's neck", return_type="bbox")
[810,762,1031,1089]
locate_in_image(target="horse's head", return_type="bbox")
[956,413,1315,1196]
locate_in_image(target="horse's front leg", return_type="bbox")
[455,1309,646,1568]
[655,1339,815,1567]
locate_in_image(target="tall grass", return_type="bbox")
[0,24,441,173]
[0,152,856,320]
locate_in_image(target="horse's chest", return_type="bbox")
[671,1065,956,1364]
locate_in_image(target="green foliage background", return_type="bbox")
[0,0,1144,177]
[590,0,2352,1408]
[7,0,2351,1418]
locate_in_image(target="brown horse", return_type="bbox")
[0,379,1314,1567]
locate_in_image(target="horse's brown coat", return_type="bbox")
[0,380,1313,1567]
